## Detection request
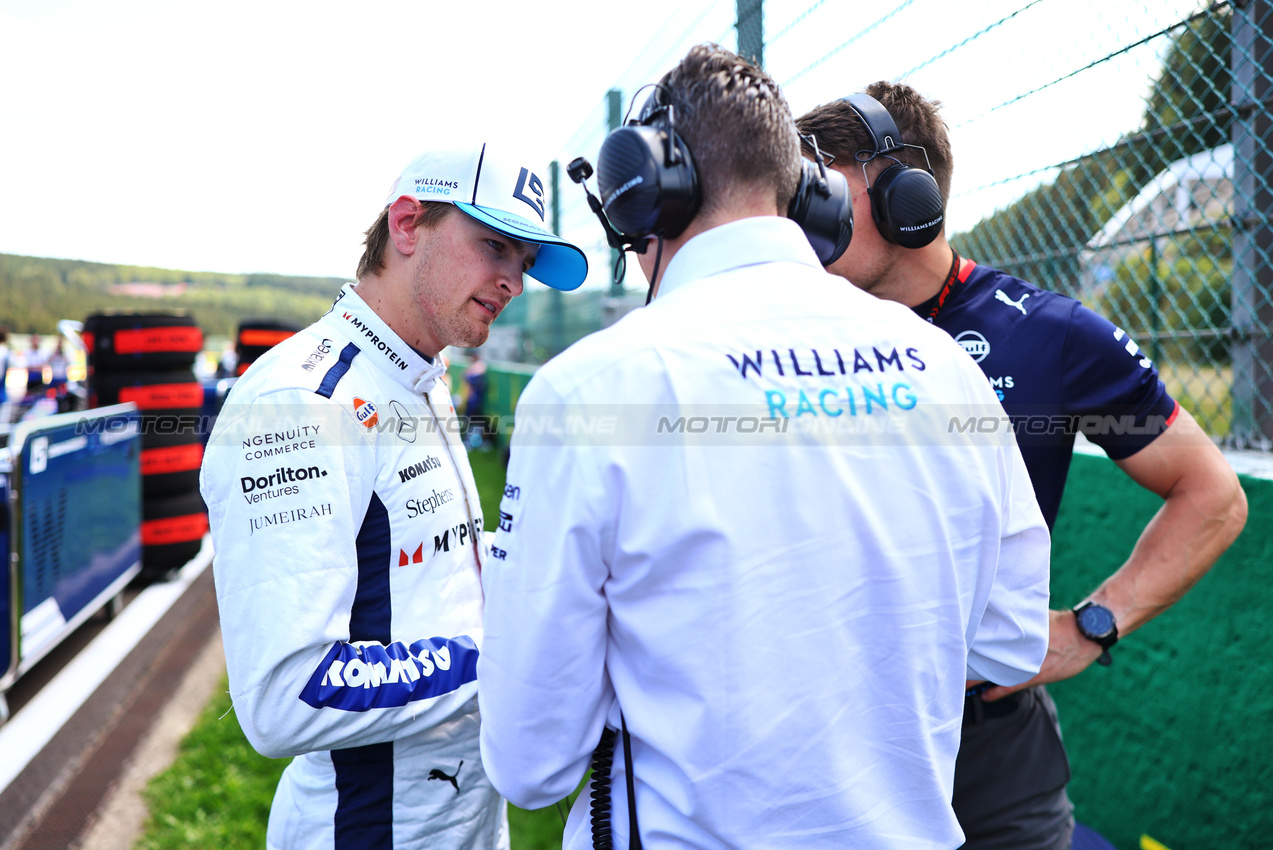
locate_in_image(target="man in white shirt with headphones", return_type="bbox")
[477,45,1052,849]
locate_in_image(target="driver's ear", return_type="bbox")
[387,197,424,257]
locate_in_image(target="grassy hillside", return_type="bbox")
[0,252,346,336]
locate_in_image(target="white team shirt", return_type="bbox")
[478,217,1050,850]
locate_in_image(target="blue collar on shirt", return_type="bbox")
[655,216,822,300]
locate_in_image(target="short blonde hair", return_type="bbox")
[355,201,454,280]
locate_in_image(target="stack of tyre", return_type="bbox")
[235,319,300,376]
[84,313,208,582]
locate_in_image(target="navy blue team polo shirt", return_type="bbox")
[915,258,1179,528]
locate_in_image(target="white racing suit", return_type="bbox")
[202,285,507,850]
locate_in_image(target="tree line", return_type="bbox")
[951,9,1233,366]
[0,252,346,337]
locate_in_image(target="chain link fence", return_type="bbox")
[944,1,1267,449]
[497,0,1273,448]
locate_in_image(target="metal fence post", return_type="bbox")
[548,159,565,357]
[550,160,561,237]
[1230,0,1273,448]
[736,0,764,68]
[1150,239,1162,364]
[607,89,625,297]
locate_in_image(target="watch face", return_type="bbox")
[1077,604,1116,638]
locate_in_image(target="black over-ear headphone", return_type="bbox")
[596,87,700,241]
[787,134,853,266]
[842,93,945,249]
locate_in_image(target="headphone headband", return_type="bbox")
[630,83,676,126]
[843,93,903,156]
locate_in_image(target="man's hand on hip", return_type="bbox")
[982,609,1104,702]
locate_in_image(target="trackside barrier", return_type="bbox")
[445,357,538,444]
[0,404,142,721]
[1048,450,1270,849]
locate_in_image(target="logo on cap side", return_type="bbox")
[513,168,546,220]
[414,177,460,197]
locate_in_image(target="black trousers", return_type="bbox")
[954,686,1075,850]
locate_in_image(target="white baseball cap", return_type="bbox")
[386,143,588,291]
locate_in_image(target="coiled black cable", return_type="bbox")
[589,727,618,849]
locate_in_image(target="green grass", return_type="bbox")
[138,683,285,849]
[138,445,575,848]
[467,443,511,525]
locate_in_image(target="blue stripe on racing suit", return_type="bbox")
[332,741,394,847]
[351,493,392,644]
[317,343,360,399]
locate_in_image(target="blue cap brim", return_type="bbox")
[454,203,588,291]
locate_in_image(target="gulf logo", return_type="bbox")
[353,397,380,428]
[954,330,990,363]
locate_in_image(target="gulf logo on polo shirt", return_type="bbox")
[954,330,990,363]
[353,397,379,428]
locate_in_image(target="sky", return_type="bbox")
[0,0,1201,287]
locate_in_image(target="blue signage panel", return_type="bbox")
[14,409,142,667]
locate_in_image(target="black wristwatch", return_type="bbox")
[1073,602,1119,666]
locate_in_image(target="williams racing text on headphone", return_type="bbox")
[842,92,945,249]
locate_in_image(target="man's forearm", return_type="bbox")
[1088,475,1247,635]
[983,415,1248,700]
[1095,432,1247,635]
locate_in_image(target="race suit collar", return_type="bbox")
[324,284,447,394]
[656,216,821,301]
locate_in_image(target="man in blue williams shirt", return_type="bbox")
[798,82,1248,850]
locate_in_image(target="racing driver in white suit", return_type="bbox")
[201,141,587,850]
